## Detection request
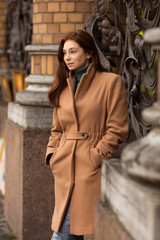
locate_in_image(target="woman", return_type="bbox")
[46,30,128,240]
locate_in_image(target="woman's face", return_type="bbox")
[63,40,91,71]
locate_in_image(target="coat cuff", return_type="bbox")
[96,142,113,159]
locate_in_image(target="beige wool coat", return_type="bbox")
[46,63,128,235]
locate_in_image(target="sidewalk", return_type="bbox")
[0,191,17,240]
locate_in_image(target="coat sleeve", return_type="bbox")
[96,75,129,159]
[45,107,63,165]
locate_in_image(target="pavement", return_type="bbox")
[0,192,17,240]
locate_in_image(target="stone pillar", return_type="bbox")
[94,28,160,240]
[5,1,94,240]
[4,0,57,239]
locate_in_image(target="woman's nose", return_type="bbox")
[65,52,71,60]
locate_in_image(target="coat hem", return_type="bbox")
[70,227,94,236]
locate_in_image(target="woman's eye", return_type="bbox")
[71,50,76,54]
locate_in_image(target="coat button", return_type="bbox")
[106,152,112,158]
[82,132,88,139]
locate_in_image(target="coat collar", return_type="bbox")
[66,63,95,98]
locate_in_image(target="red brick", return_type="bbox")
[38,3,47,12]
[53,33,65,44]
[76,2,91,12]
[34,55,41,64]
[42,13,53,23]
[48,23,60,33]
[34,65,41,74]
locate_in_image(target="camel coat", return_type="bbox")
[46,64,128,235]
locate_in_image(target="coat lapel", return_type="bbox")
[66,74,78,130]
[66,63,95,131]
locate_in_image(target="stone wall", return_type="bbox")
[95,199,133,240]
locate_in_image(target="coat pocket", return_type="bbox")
[49,137,65,169]
[49,148,59,168]
[89,146,104,170]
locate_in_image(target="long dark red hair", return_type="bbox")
[48,30,103,107]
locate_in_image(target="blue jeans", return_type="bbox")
[51,204,83,240]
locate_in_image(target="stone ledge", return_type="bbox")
[24,74,54,93]
[101,159,160,240]
[94,199,133,240]
[8,102,53,129]
[25,74,54,84]
[25,44,58,55]
[16,90,51,106]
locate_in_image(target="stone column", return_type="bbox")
[5,51,55,240]
[94,28,160,240]
[4,1,58,240]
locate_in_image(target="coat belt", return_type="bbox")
[64,132,88,140]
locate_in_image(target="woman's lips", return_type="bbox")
[67,63,73,67]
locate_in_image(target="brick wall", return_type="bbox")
[31,0,94,76]
[32,0,94,45]
[0,0,7,70]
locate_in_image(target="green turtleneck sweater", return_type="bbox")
[74,65,89,93]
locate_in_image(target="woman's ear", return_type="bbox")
[87,55,92,61]
[86,51,92,60]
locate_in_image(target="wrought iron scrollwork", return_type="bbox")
[5,0,32,76]
[85,0,160,139]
